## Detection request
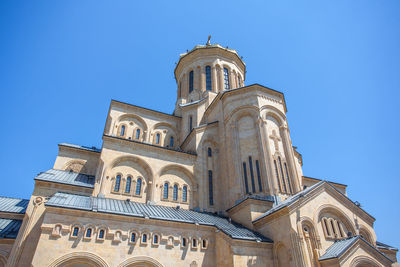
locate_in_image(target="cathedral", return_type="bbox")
[0,41,398,267]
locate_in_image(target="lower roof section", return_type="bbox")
[35,169,95,189]
[0,218,23,239]
[0,196,29,214]
[46,192,272,243]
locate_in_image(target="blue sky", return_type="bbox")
[0,0,399,249]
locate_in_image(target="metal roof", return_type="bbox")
[46,192,272,243]
[0,218,23,239]
[0,196,29,214]
[226,195,275,212]
[34,169,95,188]
[376,241,398,251]
[319,236,393,263]
[59,143,101,153]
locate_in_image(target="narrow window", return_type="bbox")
[189,70,194,93]
[238,75,241,87]
[284,163,292,194]
[189,116,193,131]
[72,227,79,237]
[135,129,140,139]
[156,133,160,144]
[182,185,188,202]
[202,239,207,249]
[255,160,263,192]
[274,160,282,192]
[330,220,337,236]
[120,125,125,136]
[98,229,105,239]
[86,228,92,238]
[179,81,182,98]
[173,184,178,201]
[192,238,197,247]
[205,66,212,91]
[163,183,169,199]
[142,234,147,243]
[278,157,287,193]
[135,177,142,195]
[114,175,121,192]
[243,162,249,194]
[208,170,214,206]
[170,136,174,147]
[323,218,330,237]
[248,156,256,193]
[153,234,159,244]
[223,68,230,89]
[208,147,212,157]
[182,237,187,247]
[336,221,343,238]
[125,176,132,193]
[130,232,136,242]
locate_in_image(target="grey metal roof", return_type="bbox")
[35,169,95,188]
[376,241,398,251]
[253,181,323,223]
[0,196,29,214]
[319,236,393,263]
[46,192,272,243]
[0,218,23,239]
[226,195,275,212]
[59,143,101,153]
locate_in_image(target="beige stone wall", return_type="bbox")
[53,146,100,176]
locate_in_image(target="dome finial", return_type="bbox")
[206,35,211,46]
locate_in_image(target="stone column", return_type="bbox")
[229,69,235,90]
[200,65,205,92]
[261,119,279,195]
[182,73,188,98]
[196,66,201,91]
[256,118,272,195]
[280,125,301,193]
[211,66,218,92]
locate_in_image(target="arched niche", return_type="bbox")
[350,256,381,267]
[316,204,356,239]
[274,242,290,267]
[48,252,109,267]
[63,160,88,174]
[116,114,148,140]
[149,122,178,148]
[117,256,164,267]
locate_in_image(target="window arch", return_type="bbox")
[205,66,212,91]
[155,133,161,144]
[135,129,141,140]
[120,125,126,137]
[114,175,121,192]
[321,215,348,240]
[173,184,178,201]
[182,185,188,202]
[135,177,142,195]
[207,147,212,157]
[163,182,169,199]
[125,176,132,193]
[223,68,230,89]
[189,70,194,93]
[97,229,105,240]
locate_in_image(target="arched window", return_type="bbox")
[208,147,212,157]
[182,185,188,202]
[238,75,241,87]
[130,232,136,242]
[223,68,230,89]
[142,233,147,243]
[255,160,262,192]
[120,125,126,136]
[173,184,178,201]
[85,228,92,238]
[208,170,214,206]
[242,162,249,194]
[125,176,132,193]
[189,116,193,131]
[163,183,169,199]
[274,160,282,193]
[189,70,194,93]
[114,175,121,192]
[202,239,207,249]
[156,133,160,144]
[98,229,105,239]
[192,238,197,248]
[278,157,287,193]
[170,136,174,147]
[182,237,187,247]
[135,177,142,195]
[135,129,140,140]
[284,163,293,194]
[153,234,159,244]
[72,227,79,237]
[205,66,212,91]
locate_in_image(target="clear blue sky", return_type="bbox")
[0,0,399,249]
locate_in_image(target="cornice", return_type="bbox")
[102,134,197,157]
[111,99,181,120]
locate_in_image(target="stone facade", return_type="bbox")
[0,42,398,267]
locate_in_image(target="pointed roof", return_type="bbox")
[319,236,393,263]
